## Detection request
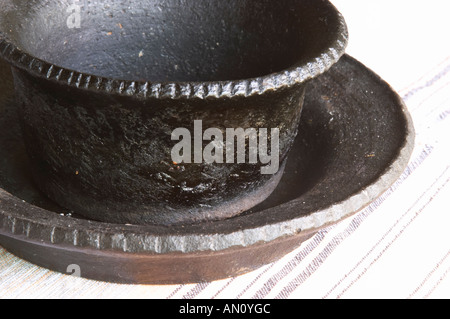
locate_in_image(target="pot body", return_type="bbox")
[13,68,305,225]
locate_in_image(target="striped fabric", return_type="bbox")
[1,0,450,299]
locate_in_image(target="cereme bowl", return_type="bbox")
[0,0,348,226]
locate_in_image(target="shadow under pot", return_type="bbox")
[0,0,348,226]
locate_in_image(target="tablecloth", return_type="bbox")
[1,0,450,299]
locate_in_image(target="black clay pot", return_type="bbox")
[0,0,348,226]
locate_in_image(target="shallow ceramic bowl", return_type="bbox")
[0,0,348,226]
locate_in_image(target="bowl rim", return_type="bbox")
[0,0,348,100]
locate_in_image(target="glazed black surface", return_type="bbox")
[0,0,348,226]
[14,69,303,225]
[0,55,414,284]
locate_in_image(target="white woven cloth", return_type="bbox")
[1,0,450,299]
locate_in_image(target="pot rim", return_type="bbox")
[0,1,348,100]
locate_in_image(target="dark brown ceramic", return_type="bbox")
[0,55,415,284]
[0,0,348,226]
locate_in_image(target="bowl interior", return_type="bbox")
[1,0,342,82]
